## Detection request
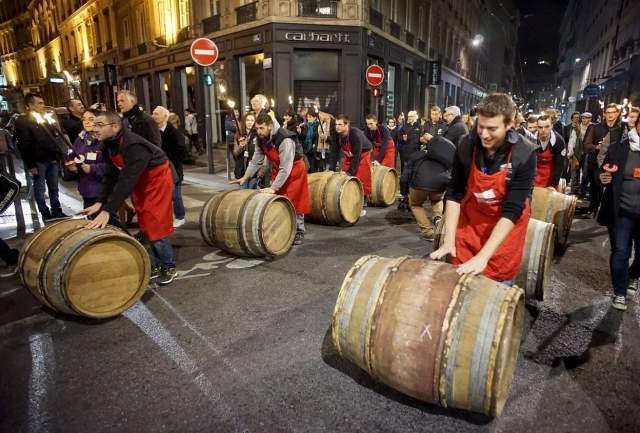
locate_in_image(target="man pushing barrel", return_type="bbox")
[331,114,373,215]
[430,93,536,285]
[365,114,396,168]
[233,113,310,246]
[81,111,177,286]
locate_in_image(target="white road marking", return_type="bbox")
[28,333,54,433]
[123,302,246,432]
[175,273,211,280]
[182,196,205,209]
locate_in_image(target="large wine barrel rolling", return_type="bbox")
[200,189,296,257]
[514,218,555,300]
[433,216,554,300]
[370,165,399,207]
[18,219,150,318]
[307,172,363,225]
[332,257,524,416]
[531,186,577,253]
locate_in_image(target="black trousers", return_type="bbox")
[0,238,18,266]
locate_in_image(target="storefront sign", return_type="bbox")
[281,31,352,44]
[428,61,442,86]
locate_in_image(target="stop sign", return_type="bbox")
[190,38,219,66]
[366,65,385,87]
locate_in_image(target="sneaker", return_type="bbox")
[612,295,627,311]
[360,209,367,217]
[150,265,162,281]
[52,210,69,218]
[173,218,185,228]
[293,232,304,245]
[0,265,18,278]
[628,278,639,296]
[433,215,442,228]
[157,267,177,286]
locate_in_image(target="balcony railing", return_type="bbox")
[405,31,415,47]
[137,42,147,55]
[203,15,220,34]
[236,2,257,25]
[298,0,338,18]
[389,21,401,39]
[369,7,383,29]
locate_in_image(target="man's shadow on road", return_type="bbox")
[319,327,493,425]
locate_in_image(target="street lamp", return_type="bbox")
[471,34,484,47]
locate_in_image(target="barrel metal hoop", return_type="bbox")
[236,191,259,255]
[320,173,331,223]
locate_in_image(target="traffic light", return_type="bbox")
[203,73,213,86]
[372,87,382,97]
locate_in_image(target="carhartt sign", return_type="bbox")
[284,31,351,43]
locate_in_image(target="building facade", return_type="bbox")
[556,0,640,121]
[0,0,519,139]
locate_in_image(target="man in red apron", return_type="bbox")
[431,93,536,284]
[82,111,177,285]
[365,114,396,168]
[534,114,566,189]
[233,114,310,245]
[331,115,373,214]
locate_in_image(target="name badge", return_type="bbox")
[86,152,97,161]
[473,188,498,204]
[634,167,640,179]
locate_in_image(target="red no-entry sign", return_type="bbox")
[190,38,219,66]
[366,65,385,87]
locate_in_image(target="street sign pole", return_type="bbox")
[190,38,219,175]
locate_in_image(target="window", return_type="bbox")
[178,0,190,28]
[293,51,341,114]
[122,18,130,49]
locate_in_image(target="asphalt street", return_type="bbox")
[1,164,639,433]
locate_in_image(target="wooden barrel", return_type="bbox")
[433,216,553,300]
[514,218,555,300]
[18,219,150,318]
[199,189,296,257]
[370,165,399,207]
[332,256,524,416]
[531,186,577,252]
[307,172,363,225]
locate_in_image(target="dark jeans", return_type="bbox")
[150,236,175,269]
[173,183,185,220]
[581,154,602,212]
[188,134,203,154]
[610,210,640,296]
[240,177,260,190]
[0,238,18,266]
[33,160,61,216]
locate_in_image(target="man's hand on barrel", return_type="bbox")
[455,254,489,276]
[81,202,102,216]
[85,211,110,229]
[429,243,456,261]
[229,176,247,186]
[260,187,276,194]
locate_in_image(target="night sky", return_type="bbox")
[516,0,570,86]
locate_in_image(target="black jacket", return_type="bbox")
[444,116,469,147]
[122,105,162,147]
[447,129,536,223]
[423,120,447,137]
[399,121,422,161]
[99,128,171,215]
[400,136,455,195]
[596,138,634,227]
[62,114,83,144]
[330,126,372,176]
[535,130,566,187]
[160,123,188,181]
[14,114,66,169]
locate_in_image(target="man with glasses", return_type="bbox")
[583,103,622,217]
[81,111,177,286]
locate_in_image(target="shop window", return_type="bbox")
[386,64,397,119]
[239,53,264,113]
[158,71,172,110]
[293,51,340,114]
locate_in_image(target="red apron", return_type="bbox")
[262,143,311,214]
[534,145,554,187]
[371,128,396,168]
[110,154,174,241]
[341,135,372,196]
[452,148,531,281]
